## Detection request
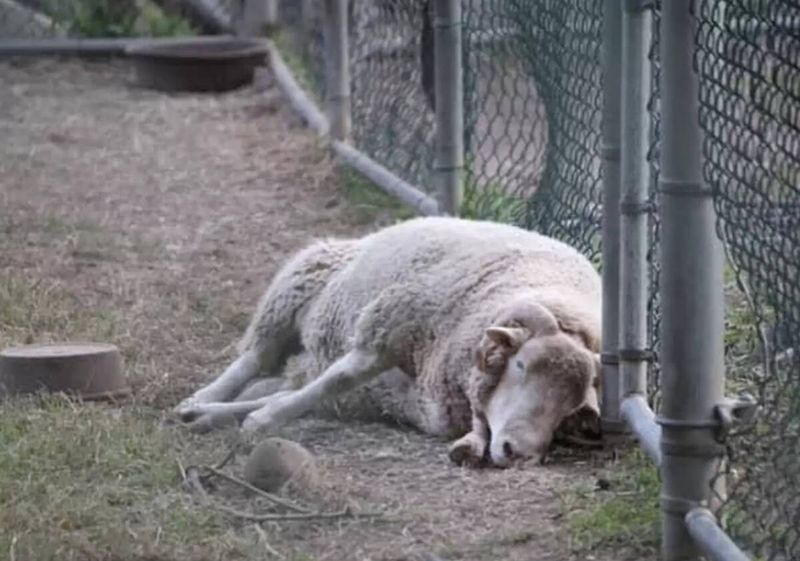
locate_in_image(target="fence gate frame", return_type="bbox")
[600,1,758,560]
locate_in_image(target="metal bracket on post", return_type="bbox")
[625,0,656,12]
[713,393,758,442]
[620,199,656,215]
[618,348,656,362]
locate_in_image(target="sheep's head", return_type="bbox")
[469,301,601,467]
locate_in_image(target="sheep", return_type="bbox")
[175,216,603,467]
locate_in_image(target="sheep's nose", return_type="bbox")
[502,441,516,460]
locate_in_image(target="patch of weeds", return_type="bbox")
[271,30,323,99]
[560,447,660,556]
[0,395,249,561]
[458,158,524,224]
[0,273,117,349]
[721,260,776,394]
[338,165,415,225]
[41,0,195,38]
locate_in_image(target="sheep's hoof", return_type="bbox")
[241,410,278,433]
[448,433,487,467]
[174,394,215,420]
[181,411,239,434]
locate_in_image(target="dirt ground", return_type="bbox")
[0,58,639,561]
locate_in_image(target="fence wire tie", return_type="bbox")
[713,393,758,442]
[620,200,656,215]
[656,393,758,443]
[618,348,656,362]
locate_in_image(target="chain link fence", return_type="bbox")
[6,0,797,558]
[463,0,603,263]
[349,0,436,193]
[694,2,800,559]
[271,2,800,558]
[646,2,663,411]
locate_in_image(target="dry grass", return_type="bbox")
[0,58,651,561]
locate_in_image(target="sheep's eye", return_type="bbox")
[515,360,525,371]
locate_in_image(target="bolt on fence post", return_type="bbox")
[600,0,624,434]
[619,0,652,398]
[659,1,726,560]
[323,0,350,141]
[432,0,464,216]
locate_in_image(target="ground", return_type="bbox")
[0,58,657,561]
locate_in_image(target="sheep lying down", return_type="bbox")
[176,216,603,467]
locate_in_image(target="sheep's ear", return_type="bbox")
[485,326,529,350]
[476,326,530,376]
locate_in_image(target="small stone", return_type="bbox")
[243,437,318,493]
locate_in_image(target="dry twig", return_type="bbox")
[198,465,311,513]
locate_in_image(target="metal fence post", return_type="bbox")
[619,2,652,397]
[659,2,726,560]
[617,0,665,466]
[600,0,624,434]
[433,0,464,216]
[323,0,350,141]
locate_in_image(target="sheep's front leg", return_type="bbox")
[175,349,261,414]
[176,391,294,433]
[241,349,386,432]
[448,414,490,467]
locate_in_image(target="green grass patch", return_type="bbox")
[41,0,196,38]
[271,30,322,99]
[0,274,117,350]
[458,159,524,224]
[0,395,245,561]
[337,165,415,225]
[561,448,660,556]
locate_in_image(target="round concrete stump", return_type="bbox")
[243,437,318,493]
[0,342,130,400]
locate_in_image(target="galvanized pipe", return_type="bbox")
[332,141,440,216]
[323,0,351,141]
[685,508,752,561]
[0,35,237,57]
[600,0,624,433]
[267,41,330,136]
[621,395,662,466]
[659,2,726,560]
[432,0,464,216]
[619,0,653,398]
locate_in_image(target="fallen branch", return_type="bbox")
[197,465,311,514]
[213,504,381,522]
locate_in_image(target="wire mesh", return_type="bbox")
[462,0,604,262]
[275,0,325,98]
[348,0,436,192]
[695,2,800,559]
[646,2,662,410]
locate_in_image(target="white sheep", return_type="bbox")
[176,216,602,467]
